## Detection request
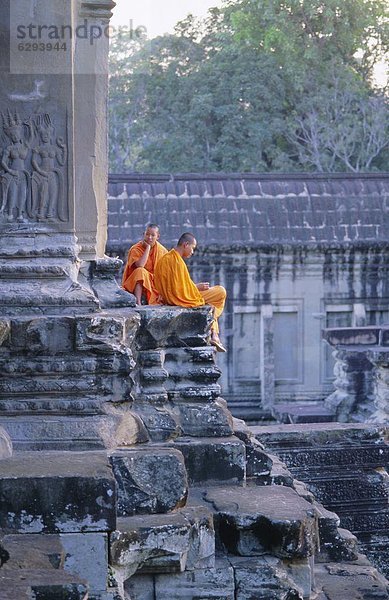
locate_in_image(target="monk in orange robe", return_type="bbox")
[154,232,227,352]
[122,223,168,305]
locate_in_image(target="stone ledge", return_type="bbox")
[0,451,115,533]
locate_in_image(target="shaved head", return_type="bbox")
[145,223,160,232]
[177,232,196,246]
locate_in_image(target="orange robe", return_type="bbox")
[122,241,167,304]
[154,249,226,333]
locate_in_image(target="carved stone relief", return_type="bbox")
[0,110,68,224]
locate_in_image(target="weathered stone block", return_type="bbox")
[75,313,137,356]
[110,513,191,580]
[0,413,148,452]
[174,436,246,484]
[176,398,233,437]
[0,451,115,533]
[205,486,317,559]
[109,446,188,516]
[230,555,304,600]
[135,306,212,350]
[154,559,235,599]
[131,403,180,442]
[10,317,74,354]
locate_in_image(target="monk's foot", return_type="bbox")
[135,297,142,306]
[210,334,227,353]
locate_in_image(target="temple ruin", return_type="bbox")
[0,1,388,599]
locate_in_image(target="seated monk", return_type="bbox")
[154,232,227,352]
[122,223,168,305]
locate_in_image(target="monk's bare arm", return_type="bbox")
[133,243,151,268]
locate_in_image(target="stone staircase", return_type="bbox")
[1,424,388,599]
[251,422,389,579]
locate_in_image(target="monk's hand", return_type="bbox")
[196,282,210,291]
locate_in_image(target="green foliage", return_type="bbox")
[109,1,389,173]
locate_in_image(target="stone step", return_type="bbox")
[303,470,389,509]
[251,423,389,470]
[339,508,389,535]
[272,401,336,424]
[173,436,246,485]
[250,422,389,580]
[0,451,115,534]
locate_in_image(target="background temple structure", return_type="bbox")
[0,1,388,599]
[107,172,389,422]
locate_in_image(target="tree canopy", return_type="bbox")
[109,0,389,173]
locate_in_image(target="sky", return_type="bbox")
[111,0,223,38]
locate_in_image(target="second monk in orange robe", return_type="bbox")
[122,223,168,305]
[154,232,227,352]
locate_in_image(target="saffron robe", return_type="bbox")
[122,240,168,304]
[154,248,226,333]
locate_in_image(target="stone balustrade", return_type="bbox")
[322,326,389,424]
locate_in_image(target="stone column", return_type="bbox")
[74,0,115,261]
[260,304,275,411]
[0,0,137,450]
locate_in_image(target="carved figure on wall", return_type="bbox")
[31,114,67,222]
[0,110,32,222]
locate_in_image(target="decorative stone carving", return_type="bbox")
[31,114,67,222]
[0,111,68,225]
[0,110,32,222]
